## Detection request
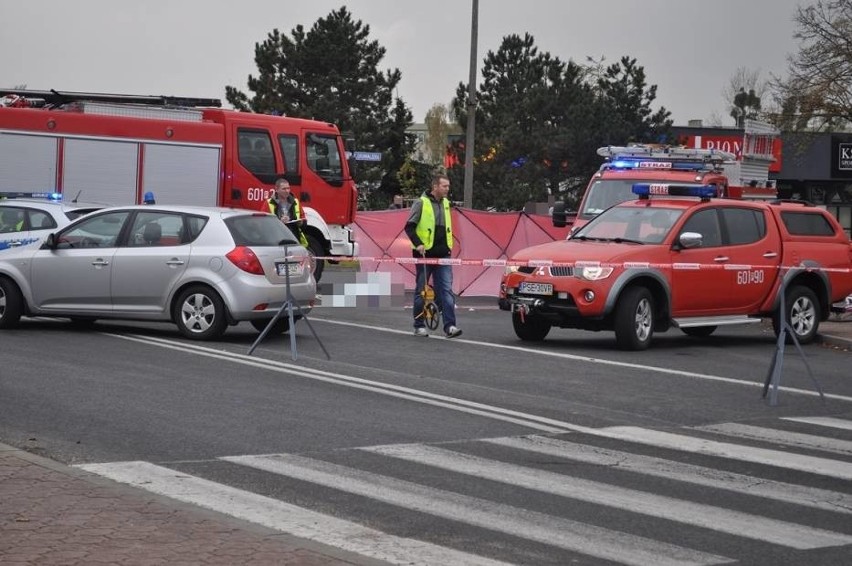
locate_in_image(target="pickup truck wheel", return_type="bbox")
[614,286,654,351]
[250,317,292,335]
[512,311,551,341]
[773,285,820,344]
[0,277,23,329]
[306,235,325,282]
[174,285,228,340]
[682,326,716,338]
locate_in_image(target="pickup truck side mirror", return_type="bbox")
[678,231,703,249]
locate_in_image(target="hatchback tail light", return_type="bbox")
[226,246,265,275]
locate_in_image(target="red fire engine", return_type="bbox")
[0,89,359,279]
[553,120,780,232]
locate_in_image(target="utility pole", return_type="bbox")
[463,0,478,209]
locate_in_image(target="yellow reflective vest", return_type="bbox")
[413,195,453,251]
[268,196,308,247]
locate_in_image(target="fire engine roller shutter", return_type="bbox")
[0,133,57,191]
[63,138,137,205]
[142,143,220,207]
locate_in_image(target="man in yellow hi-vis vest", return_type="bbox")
[404,173,462,338]
[265,177,308,247]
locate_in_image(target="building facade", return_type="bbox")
[671,125,852,237]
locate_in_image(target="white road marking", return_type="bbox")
[308,317,852,404]
[695,423,852,456]
[75,461,510,566]
[485,435,852,514]
[224,453,732,566]
[597,426,852,481]
[361,443,852,549]
[781,416,852,432]
[106,333,588,434]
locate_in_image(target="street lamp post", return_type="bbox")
[463,0,478,209]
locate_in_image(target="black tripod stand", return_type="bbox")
[762,279,824,406]
[248,244,329,361]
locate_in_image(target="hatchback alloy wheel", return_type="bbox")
[175,285,227,340]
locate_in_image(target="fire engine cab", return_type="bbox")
[500,183,852,350]
[553,143,778,233]
[0,89,360,280]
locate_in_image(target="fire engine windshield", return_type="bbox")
[572,205,684,245]
[580,180,708,220]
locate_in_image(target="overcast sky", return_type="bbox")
[2,0,804,126]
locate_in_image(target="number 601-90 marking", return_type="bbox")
[737,270,765,285]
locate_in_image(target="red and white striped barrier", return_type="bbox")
[315,255,852,274]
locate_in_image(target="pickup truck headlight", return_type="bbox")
[576,266,614,281]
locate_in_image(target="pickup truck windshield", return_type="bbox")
[573,206,684,244]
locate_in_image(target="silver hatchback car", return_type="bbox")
[0,205,316,340]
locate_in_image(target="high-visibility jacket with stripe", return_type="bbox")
[267,196,308,247]
[412,195,453,251]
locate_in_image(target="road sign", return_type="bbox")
[352,151,382,162]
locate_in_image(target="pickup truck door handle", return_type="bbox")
[763,251,778,258]
[714,256,730,263]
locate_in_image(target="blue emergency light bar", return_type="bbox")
[607,157,708,172]
[632,184,718,198]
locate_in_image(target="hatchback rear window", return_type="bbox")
[226,214,300,246]
[781,211,836,236]
[65,207,102,220]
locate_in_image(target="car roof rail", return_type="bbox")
[769,198,815,207]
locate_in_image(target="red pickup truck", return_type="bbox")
[499,184,852,350]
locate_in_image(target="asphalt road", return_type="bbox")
[2,296,851,565]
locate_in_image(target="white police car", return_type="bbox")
[0,195,103,251]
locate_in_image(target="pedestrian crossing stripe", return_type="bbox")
[77,417,852,566]
[76,460,509,566]
[781,416,852,431]
[596,425,852,481]
[694,422,852,456]
[484,435,852,515]
[358,443,851,549]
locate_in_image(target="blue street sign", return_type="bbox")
[352,151,382,162]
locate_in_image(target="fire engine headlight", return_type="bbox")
[576,266,614,281]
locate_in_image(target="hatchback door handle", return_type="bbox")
[763,251,778,258]
[91,259,110,266]
[166,259,185,266]
[714,256,729,262]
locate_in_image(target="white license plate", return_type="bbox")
[519,282,552,295]
[276,262,302,276]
